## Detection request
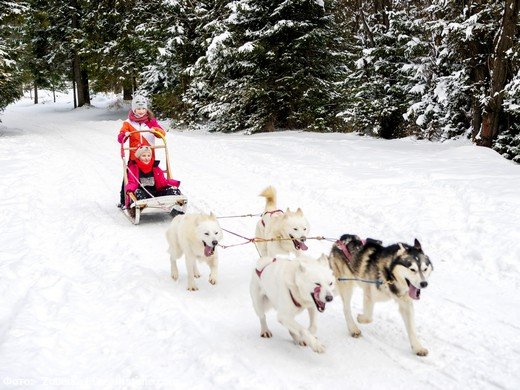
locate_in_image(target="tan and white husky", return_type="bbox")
[166,212,223,291]
[255,186,310,257]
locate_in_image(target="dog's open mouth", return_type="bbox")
[406,279,421,300]
[311,290,327,312]
[203,242,216,257]
[290,235,308,251]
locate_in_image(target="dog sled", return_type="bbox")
[120,130,187,225]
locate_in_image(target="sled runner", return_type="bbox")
[120,130,187,225]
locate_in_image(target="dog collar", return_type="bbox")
[289,289,302,308]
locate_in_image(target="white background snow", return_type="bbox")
[0,91,519,389]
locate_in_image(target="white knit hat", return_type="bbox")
[135,145,152,159]
[132,94,148,111]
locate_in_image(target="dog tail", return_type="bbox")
[259,186,277,211]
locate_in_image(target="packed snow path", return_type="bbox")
[0,93,519,389]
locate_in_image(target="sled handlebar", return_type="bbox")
[120,130,167,158]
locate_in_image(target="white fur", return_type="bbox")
[255,186,310,257]
[249,254,335,353]
[166,212,223,291]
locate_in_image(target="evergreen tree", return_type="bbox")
[338,1,432,139]
[189,0,345,133]
[88,0,171,99]
[141,0,230,121]
[0,1,26,114]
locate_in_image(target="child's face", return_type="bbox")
[134,107,147,117]
[139,151,152,163]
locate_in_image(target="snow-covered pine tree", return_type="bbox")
[402,1,474,140]
[0,1,26,114]
[88,0,171,100]
[338,1,431,139]
[191,0,345,133]
[141,0,230,121]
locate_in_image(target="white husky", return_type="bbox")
[249,254,335,353]
[166,212,223,291]
[255,186,310,257]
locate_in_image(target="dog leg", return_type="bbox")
[207,256,218,285]
[398,301,428,356]
[277,314,325,353]
[193,261,201,279]
[250,284,272,338]
[289,331,306,346]
[357,286,374,324]
[170,254,179,281]
[308,308,318,336]
[185,255,198,291]
[338,283,361,337]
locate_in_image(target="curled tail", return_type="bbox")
[259,186,277,212]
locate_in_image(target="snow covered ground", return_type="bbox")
[0,91,519,389]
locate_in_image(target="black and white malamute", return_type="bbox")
[329,234,434,356]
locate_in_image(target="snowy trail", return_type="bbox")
[0,94,519,389]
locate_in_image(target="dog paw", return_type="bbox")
[357,314,372,324]
[171,273,178,281]
[311,342,326,354]
[298,340,307,347]
[350,329,362,338]
[261,331,273,338]
[194,273,201,279]
[414,347,429,356]
[208,277,217,285]
[187,286,199,291]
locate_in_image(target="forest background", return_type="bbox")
[1,0,519,162]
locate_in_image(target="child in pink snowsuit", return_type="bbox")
[125,145,181,206]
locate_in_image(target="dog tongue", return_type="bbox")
[313,288,326,312]
[298,241,308,251]
[408,284,420,300]
[204,245,214,257]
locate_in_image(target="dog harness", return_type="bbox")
[260,209,284,227]
[289,289,302,308]
[335,240,354,262]
[255,258,277,278]
[255,258,303,308]
[335,239,367,262]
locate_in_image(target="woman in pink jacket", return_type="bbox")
[125,145,182,209]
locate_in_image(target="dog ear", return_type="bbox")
[296,207,303,216]
[397,243,406,254]
[413,238,422,251]
[209,212,216,220]
[317,253,329,266]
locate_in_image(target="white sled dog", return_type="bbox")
[166,212,223,291]
[255,186,310,257]
[329,234,434,356]
[250,254,335,353]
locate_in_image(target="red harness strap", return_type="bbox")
[335,239,367,262]
[336,240,353,262]
[260,209,284,227]
[255,258,277,278]
[289,289,302,308]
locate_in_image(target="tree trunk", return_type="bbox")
[73,53,85,107]
[33,83,38,104]
[81,68,91,105]
[123,78,133,100]
[478,0,520,147]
